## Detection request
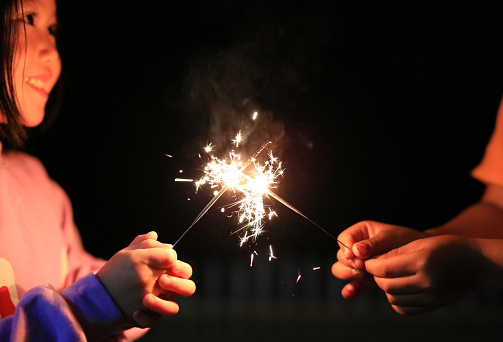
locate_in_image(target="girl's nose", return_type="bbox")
[36,31,60,65]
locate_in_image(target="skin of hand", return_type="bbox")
[364,235,486,315]
[133,258,196,328]
[96,232,196,327]
[331,220,427,299]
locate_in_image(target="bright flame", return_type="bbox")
[204,143,214,153]
[196,137,284,245]
[232,131,242,147]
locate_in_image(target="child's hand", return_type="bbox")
[364,235,484,315]
[133,259,196,328]
[95,232,186,326]
[331,220,426,299]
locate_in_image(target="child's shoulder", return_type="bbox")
[2,150,50,181]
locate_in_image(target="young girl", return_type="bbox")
[0,0,196,340]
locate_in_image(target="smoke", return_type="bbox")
[180,2,335,157]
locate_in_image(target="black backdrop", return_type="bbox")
[27,1,503,264]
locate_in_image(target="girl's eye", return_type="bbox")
[23,13,35,26]
[48,23,58,36]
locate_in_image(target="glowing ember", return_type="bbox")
[204,143,214,153]
[313,267,321,271]
[296,270,301,283]
[232,131,242,147]
[268,245,277,261]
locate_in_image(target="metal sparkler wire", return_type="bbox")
[173,141,272,247]
[266,190,349,250]
[173,185,228,246]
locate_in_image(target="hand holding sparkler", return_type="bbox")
[331,220,427,301]
[96,232,196,327]
[333,222,491,315]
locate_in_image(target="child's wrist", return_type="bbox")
[95,273,129,320]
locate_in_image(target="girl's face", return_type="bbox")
[12,0,61,127]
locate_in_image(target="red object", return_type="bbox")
[0,286,16,318]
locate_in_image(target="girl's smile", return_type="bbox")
[12,0,61,127]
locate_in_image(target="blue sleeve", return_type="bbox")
[0,273,130,342]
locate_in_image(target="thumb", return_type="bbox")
[352,232,398,259]
[129,231,158,246]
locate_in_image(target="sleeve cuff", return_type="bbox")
[62,273,130,339]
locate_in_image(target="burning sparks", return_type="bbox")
[195,139,284,246]
[268,245,277,261]
[173,130,348,251]
[232,131,243,147]
[204,143,214,153]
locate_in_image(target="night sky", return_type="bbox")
[27,1,503,264]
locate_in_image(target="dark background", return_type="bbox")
[26,1,503,340]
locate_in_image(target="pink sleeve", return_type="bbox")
[54,182,105,287]
[55,183,147,341]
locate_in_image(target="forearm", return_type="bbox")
[0,274,131,342]
[426,201,503,238]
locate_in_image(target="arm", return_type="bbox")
[0,234,195,341]
[0,274,126,342]
[426,184,503,238]
[332,184,503,299]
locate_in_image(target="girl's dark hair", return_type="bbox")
[0,0,27,148]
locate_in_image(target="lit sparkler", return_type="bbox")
[197,141,283,246]
[173,139,272,246]
[173,132,349,251]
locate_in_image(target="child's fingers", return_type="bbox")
[341,275,376,300]
[158,274,196,297]
[128,231,158,247]
[167,260,193,279]
[138,248,178,269]
[129,239,173,251]
[331,261,365,280]
[142,293,180,317]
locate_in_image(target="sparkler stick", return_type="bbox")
[173,185,229,246]
[173,141,272,246]
[266,189,349,250]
